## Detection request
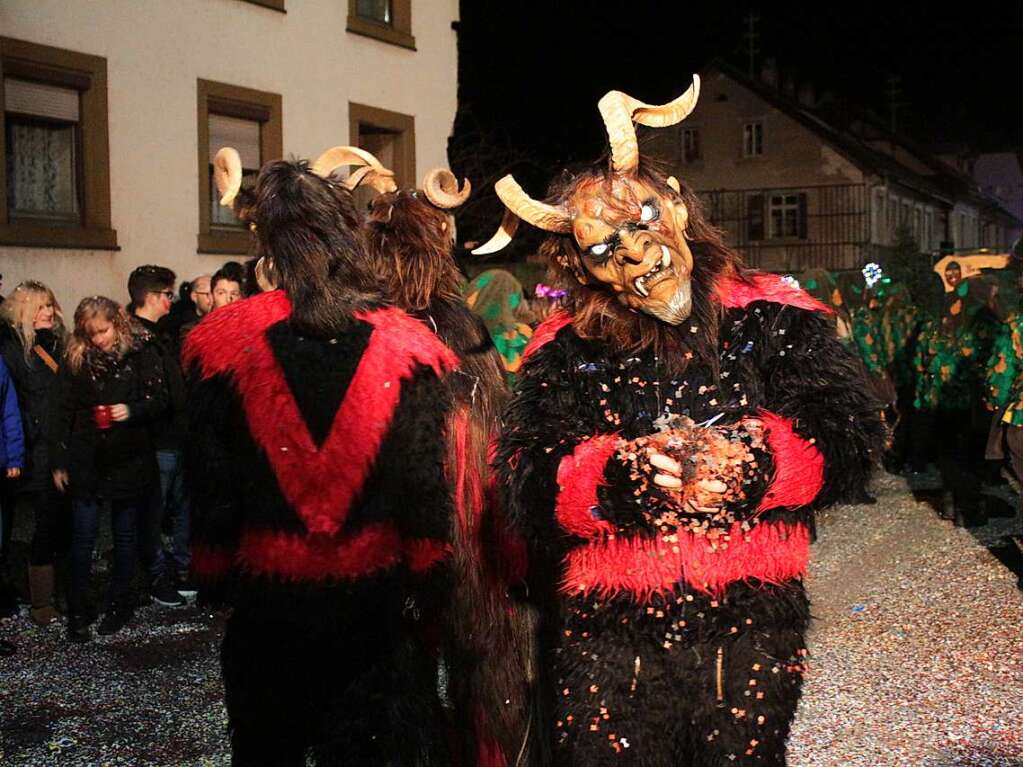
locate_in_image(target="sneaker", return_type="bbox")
[150,578,187,607]
[173,573,197,598]
[97,607,134,636]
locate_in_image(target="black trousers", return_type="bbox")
[221,587,449,767]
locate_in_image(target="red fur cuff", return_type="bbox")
[555,435,619,538]
[757,411,824,512]
[191,544,234,579]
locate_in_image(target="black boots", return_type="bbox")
[66,613,92,643]
[97,605,134,636]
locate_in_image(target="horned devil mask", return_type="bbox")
[474,76,701,325]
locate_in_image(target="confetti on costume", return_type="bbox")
[480,78,886,766]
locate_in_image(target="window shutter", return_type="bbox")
[798,193,808,239]
[4,78,80,121]
[748,194,764,240]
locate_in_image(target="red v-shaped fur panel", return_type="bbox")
[716,273,833,315]
[184,291,458,536]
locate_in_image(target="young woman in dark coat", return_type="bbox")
[49,297,168,642]
[0,281,68,625]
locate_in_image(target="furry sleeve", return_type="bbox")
[182,368,245,582]
[749,301,886,509]
[497,332,627,552]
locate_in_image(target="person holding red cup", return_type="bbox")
[49,297,168,642]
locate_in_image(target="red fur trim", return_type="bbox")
[404,539,451,573]
[237,524,402,581]
[717,273,833,315]
[757,410,824,512]
[190,544,233,579]
[184,294,458,536]
[561,521,811,600]
[521,309,574,364]
[451,409,484,540]
[555,435,619,538]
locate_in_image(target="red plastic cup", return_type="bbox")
[93,405,113,430]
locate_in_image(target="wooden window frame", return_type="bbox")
[348,102,415,188]
[0,36,117,250]
[346,0,416,51]
[197,79,282,255]
[239,0,286,11]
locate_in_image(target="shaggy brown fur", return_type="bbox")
[364,188,535,766]
[231,160,382,338]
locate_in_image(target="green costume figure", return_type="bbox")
[465,269,534,386]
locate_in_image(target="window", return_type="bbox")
[742,121,763,157]
[924,210,933,250]
[887,197,898,241]
[746,191,807,241]
[768,192,806,239]
[872,189,885,244]
[197,79,282,254]
[349,102,415,209]
[0,37,116,249]
[682,128,701,162]
[347,0,415,50]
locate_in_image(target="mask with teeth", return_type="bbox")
[566,175,694,324]
[472,77,702,326]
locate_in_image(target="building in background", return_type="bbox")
[0,0,458,308]
[648,64,1019,272]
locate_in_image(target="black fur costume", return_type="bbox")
[498,274,885,766]
[183,291,456,765]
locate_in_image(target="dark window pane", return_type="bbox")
[5,117,80,224]
[357,0,391,24]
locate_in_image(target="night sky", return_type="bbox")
[456,1,1023,163]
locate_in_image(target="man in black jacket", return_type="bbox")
[129,265,188,606]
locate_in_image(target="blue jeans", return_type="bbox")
[70,498,141,612]
[144,449,191,580]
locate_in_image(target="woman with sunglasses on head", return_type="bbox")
[49,297,168,642]
[0,281,69,626]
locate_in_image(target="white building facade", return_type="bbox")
[0,0,459,309]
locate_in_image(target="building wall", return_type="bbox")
[0,0,459,310]
[662,70,865,192]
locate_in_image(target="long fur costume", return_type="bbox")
[183,290,457,765]
[497,272,885,766]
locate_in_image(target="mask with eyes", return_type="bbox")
[568,175,693,324]
[473,77,701,325]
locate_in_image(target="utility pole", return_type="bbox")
[745,12,760,79]
[886,75,902,134]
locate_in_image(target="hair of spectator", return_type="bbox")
[127,265,176,309]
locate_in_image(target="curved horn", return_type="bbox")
[598,75,701,174]
[361,168,398,194]
[471,210,519,256]
[213,147,243,207]
[422,168,471,209]
[343,165,376,191]
[310,145,386,178]
[494,175,571,233]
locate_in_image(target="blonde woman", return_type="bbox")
[49,297,168,642]
[0,282,68,626]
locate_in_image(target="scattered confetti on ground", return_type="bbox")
[789,471,1023,767]
[2,471,1021,765]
